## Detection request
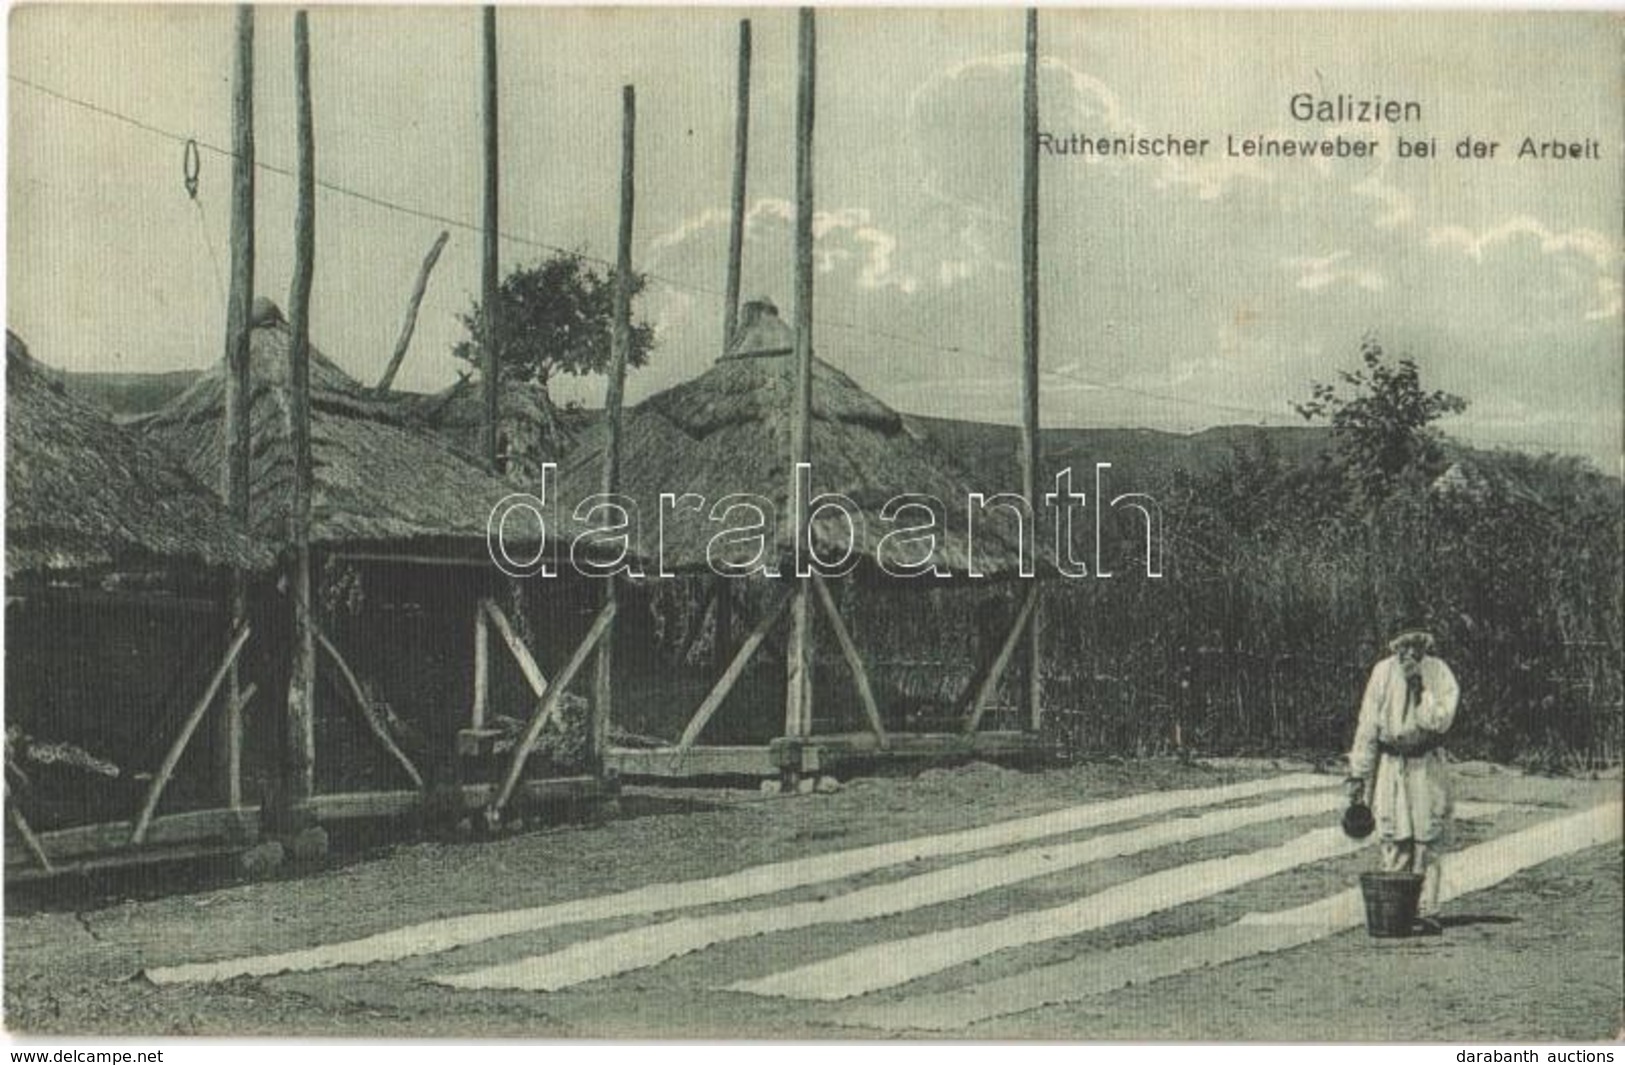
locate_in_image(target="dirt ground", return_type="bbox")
[4,758,1620,1041]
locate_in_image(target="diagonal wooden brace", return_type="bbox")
[672,589,790,768]
[486,598,617,823]
[131,624,253,845]
[482,598,550,699]
[314,625,424,791]
[962,583,1039,736]
[812,573,888,750]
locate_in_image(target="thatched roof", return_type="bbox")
[556,299,1029,575]
[393,374,577,480]
[135,302,520,548]
[5,331,272,577]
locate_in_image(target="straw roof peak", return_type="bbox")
[724,297,795,361]
[136,321,520,548]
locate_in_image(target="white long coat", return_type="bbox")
[1349,654,1460,843]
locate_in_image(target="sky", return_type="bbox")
[7,7,1622,471]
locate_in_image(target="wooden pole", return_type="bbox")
[6,785,53,873]
[314,627,424,791]
[219,3,255,811]
[487,599,617,822]
[131,625,253,845]
[716,19,751,681]
[483,598,550,699]
[592,85,637,771]
[963,582,1039,735]
[812,574,888,749]
[471,601,490,729]
[286,8,318,811]
[784,7,817,742]
[1020,8,1044,734]
[375,230,450,394]
[481,5,501,472]
[674,592,789,756]
[723,18,751,349]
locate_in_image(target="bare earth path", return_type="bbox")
[4,759,1620,1040]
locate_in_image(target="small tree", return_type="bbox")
[454,252,655,390]
[1295,335,1468,503]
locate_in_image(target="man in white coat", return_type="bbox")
[1346,628,1460,932]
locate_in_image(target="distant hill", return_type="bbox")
[49,368,1593,495]
[902,414,1336,492]
[58,369,200,418]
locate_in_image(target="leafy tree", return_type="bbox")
[453,252,655,389]
[1294,335,1467,502]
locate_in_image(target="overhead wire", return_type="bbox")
[9,73,1599,451]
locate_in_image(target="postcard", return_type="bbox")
[5,5,1620,1044]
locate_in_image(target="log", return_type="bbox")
[487,599,617,820]
[482,598,549,698]
[472,601,490,729]
[375,230,450,394]
[593,84,637,767]
[131,624,253,845]
[1020,8,1044,734]
[784,8,817,741]
[314,626,424,791]
[6,785,52,872]
[219,3,255,813]
[962,583,1038,735]
[481,5,500,472]
[723,18,752,346]
[812,574,888,749]
[285,8,318,810]
[675,591,789,757]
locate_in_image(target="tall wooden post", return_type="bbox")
[481,5,501,472]
[723,18,752,349]
[784,8,817,741]
[219,4,255,809]
[592,85,636,771]
[1020,8,1044,734]
[286,9,318,809]
[715,18,751,673]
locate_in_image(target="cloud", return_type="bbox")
[1285,250,1387,293]
[1427,216,1622,321]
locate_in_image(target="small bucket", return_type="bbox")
[1359,872,1424,938]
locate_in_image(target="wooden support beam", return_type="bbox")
[481,5,500,472]
[131,625,253,845]
[1020,8,1044,734]
[331,550,491,569]
[472,601,490,729]
[712,575,733,674]
[784,7,817,742]
[592,84,637,770]
[219,2,255,813]
[723,18,752,347]
[375,230,450,394]
[487,599,617,821]
[314,626,424,791]
[962,583,1039,736]
[674,591,789,757]
[675,580,717,668]
[481,598,549,698]
[285,8,318,813]
[812,574,888,750]
[6,785,52,873]
[221,3,254,529]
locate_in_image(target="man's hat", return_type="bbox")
[1388,629,1436,655]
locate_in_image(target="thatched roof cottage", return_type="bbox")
[556,299,1028,576]
[5,330,270,578]
[136,299,516,549]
